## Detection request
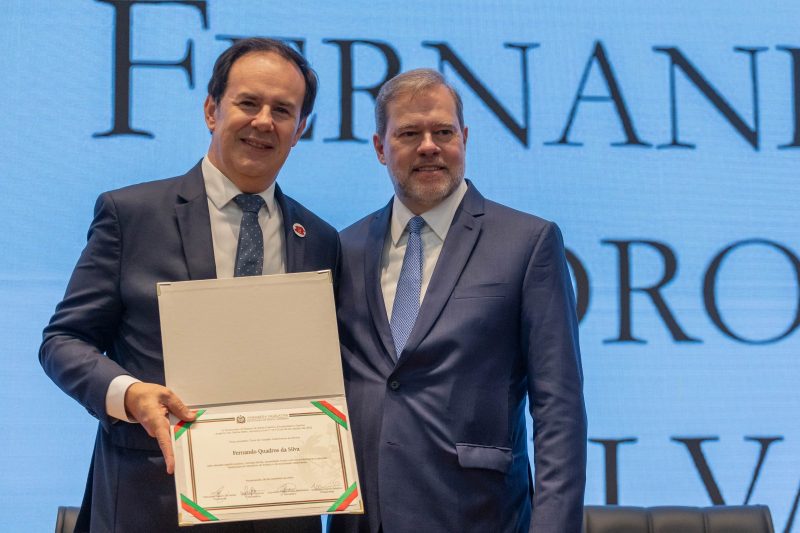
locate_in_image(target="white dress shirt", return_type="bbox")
[201,157,286,278]
[381,179,468,321]
[105,156,286,422]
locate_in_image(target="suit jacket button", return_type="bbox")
[389,380,400,391]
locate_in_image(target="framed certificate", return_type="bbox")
[158,272,363,526]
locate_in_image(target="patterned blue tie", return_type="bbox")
[233,194,265,277]
[390,216,425,358]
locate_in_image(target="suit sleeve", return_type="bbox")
[39,193,132,429]
[521,221,587,533]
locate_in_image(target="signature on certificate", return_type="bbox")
[311,480,341,491]
[210,486,225,497]
[240,485,263,497]
[277,483,297,494]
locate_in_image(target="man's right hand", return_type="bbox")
[123,382,196,474]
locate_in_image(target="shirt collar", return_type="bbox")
[202,156,277,215]
[390,179,468,245]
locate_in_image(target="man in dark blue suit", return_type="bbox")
[40,38,337,532]
[331,69,586,533]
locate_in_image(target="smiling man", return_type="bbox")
[331,69,587,533]
[40,38,338,533]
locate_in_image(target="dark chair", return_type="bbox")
[583,505,775,533]
[55,506,79,533]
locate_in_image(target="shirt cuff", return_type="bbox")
[106,375,141,423]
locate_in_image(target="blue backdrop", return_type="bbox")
[3,1,799,531]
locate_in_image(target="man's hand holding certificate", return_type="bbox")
[157,272,362,526]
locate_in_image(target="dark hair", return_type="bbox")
[375,68,464,138]
[207,38,318,120]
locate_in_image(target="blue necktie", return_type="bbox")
[390,216,425,358]
[233,194,265,277]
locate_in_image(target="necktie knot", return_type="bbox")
[234,194,265,214]
[408,216,425,235]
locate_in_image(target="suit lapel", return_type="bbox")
[400,184,485,358]
[275,185,307,273]
[364,201,398,362]
[175,163,216,280]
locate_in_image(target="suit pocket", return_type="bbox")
[455,443,512,474]
[452,282,508,299]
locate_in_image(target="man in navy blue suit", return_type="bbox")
[331,69,587,533]
[40,38,337,532]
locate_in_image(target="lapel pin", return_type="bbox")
[292,223,307,238]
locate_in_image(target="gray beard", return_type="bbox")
[394,171,464,212]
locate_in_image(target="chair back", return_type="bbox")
[55,506,79,533]
[583,505,775,533]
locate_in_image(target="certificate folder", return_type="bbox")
[157,271,362,526]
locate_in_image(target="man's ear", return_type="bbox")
[291,116,308,146]
[373,133,387,165]
[204,95,217,132]
[462,125,468,146]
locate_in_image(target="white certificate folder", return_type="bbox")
[157,271,363,526]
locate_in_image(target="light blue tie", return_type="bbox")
[390,216,425,358]
[233,194,265,277]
